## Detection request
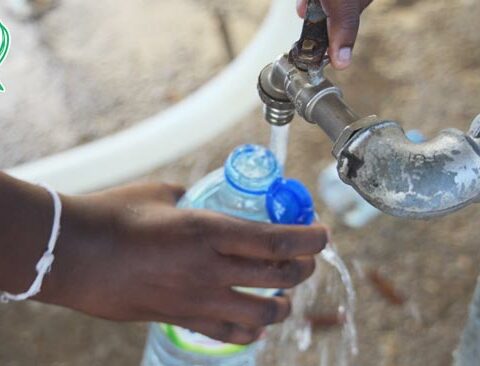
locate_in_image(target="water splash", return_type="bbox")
[258,242,358,365]
[261,125,358,365]
[321,244,358,357]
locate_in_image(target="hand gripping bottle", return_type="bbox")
[142,144,315,366]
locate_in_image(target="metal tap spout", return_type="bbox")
[258,54,359,141]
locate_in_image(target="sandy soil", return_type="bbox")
[1,0,480,365]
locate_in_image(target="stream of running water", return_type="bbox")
[320,243,358,358]
[260,125,358,365]
[269,125,290,169]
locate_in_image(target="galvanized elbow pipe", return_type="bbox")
[258,54,480,219]
[335,118,480,218]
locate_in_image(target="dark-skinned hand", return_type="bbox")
[35,183,328,345]
[297,0,375,69]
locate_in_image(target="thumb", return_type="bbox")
[111,183,186,206]
[154,183,186,206]
[296,0,307,18]
[321,0,361,69]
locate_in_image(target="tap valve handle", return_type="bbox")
[289,0,329,71]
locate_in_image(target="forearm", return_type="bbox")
[0,178,327,341]
[0,172,53,295]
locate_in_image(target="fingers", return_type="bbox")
[146,314,264,345]
[208,290,292,328]
[221,256,316,289]
[173,318,264,345]
[296,0,359,68]
[212,216,327,260]
[297,0,374,70]
[144,290,290,338]
[321,0,361,69]
[152,183,186,205]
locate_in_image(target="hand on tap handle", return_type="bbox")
[296,0,374,70]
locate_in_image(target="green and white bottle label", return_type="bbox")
[159,323,247,356]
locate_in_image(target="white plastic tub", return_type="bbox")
[8,0,301,194]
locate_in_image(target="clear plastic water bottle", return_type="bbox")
[142,144,315,366]
[318,130,426,228]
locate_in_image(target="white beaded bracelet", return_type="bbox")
[0,184,62,303]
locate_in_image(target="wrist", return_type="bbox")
[0,175,53,295]
[33,193,116,310]
[1,184,62,303]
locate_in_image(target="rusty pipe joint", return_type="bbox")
[258,54,360,140]
[335,116,480,219]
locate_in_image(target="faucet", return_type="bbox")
[258,0,480,219]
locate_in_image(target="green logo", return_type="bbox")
[0,21,10,92]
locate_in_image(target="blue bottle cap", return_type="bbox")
[266,178,315,225]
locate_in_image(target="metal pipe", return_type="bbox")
[336,118,480,219]
[259,54,359,141]
[305,93,359,142]
[258,54,480,219]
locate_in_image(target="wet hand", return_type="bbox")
[296,0,374,69]
[36,183,327,345]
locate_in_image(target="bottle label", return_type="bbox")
[159,323,247,356]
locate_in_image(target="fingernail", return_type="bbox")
[337,47,352,67]
[296,0,306,17]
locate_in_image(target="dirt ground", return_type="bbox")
[1,0,480,365]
